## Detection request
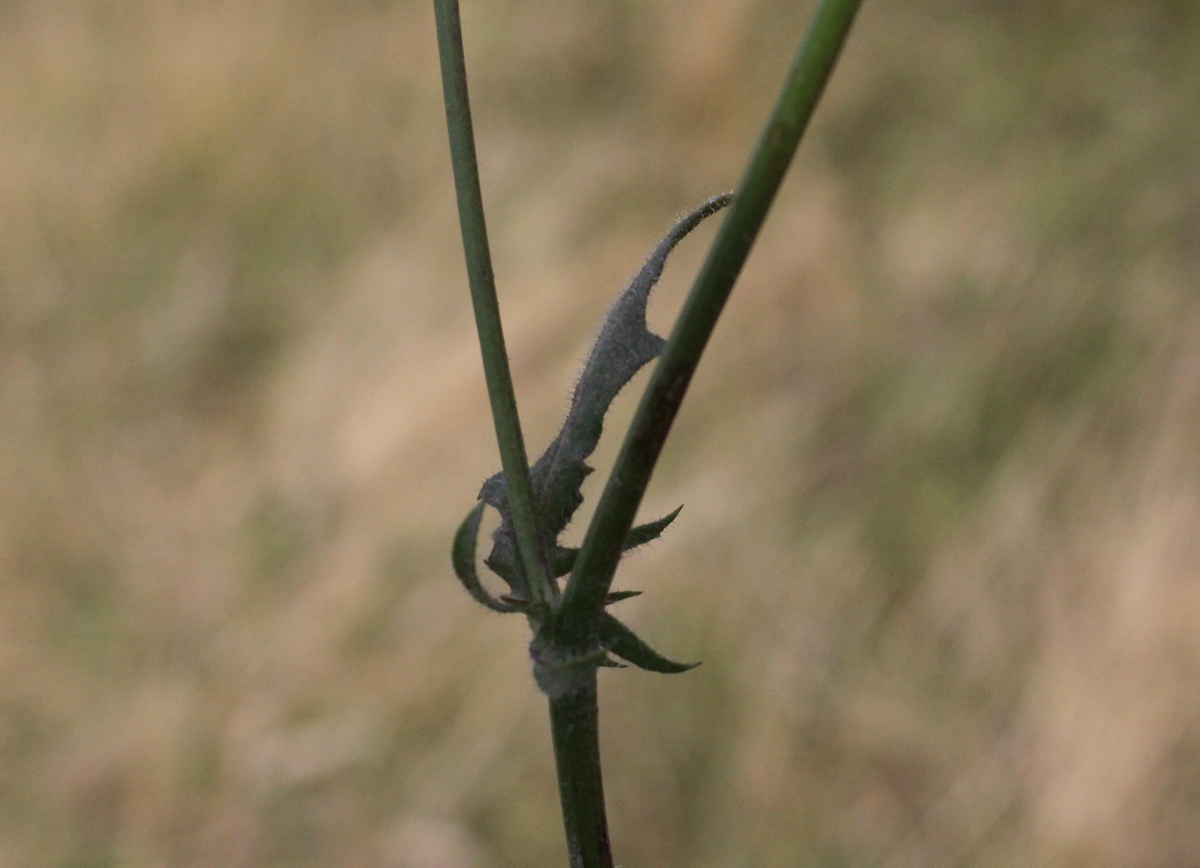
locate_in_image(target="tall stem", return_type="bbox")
[432,0,555,608]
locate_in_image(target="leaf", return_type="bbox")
[604,590,643,605]
[550,544,577,579]
[551,506,685,579]
[478,195,731,593]
[452,501,524,613]
[598,612,699,674]
[622,505,682,551]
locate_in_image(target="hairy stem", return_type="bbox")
[548,674,612,868]
[433,0,555,608]
[557,0,864,640]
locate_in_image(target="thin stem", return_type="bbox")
[433,0,555,608]
[548,675,612,868]
[558,0,864,636]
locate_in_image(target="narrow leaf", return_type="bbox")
[623,505,682,551]
[598,612,699,674]
[452,501,523,613]
[604,590,643,605]
[551,506,684,579]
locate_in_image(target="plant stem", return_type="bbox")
[437,1,862,866]
[558,0,864,640]
[432,0,555,608]
[548,674,612,868]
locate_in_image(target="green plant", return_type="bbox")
[434,1,862,865]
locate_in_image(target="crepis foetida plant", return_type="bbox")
[435,0,861,862]
[453,193,731,693]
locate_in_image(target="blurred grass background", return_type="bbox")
[1,0,1199,865]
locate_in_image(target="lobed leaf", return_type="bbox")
[477,196,730,597]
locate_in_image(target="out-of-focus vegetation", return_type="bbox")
[1,1,1198,865]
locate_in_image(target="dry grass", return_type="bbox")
[1,1,1199,865]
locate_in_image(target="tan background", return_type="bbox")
[2,1,1199,865]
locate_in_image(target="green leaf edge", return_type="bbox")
[553,506,683,578]
[452,501,524,613]
[598,612,699,674]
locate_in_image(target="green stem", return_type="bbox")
[548,674,612,868]
[558,0,864,637]
[432,0,556,608]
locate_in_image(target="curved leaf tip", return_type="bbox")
[598,612,699,674]
[452,501,524,613]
